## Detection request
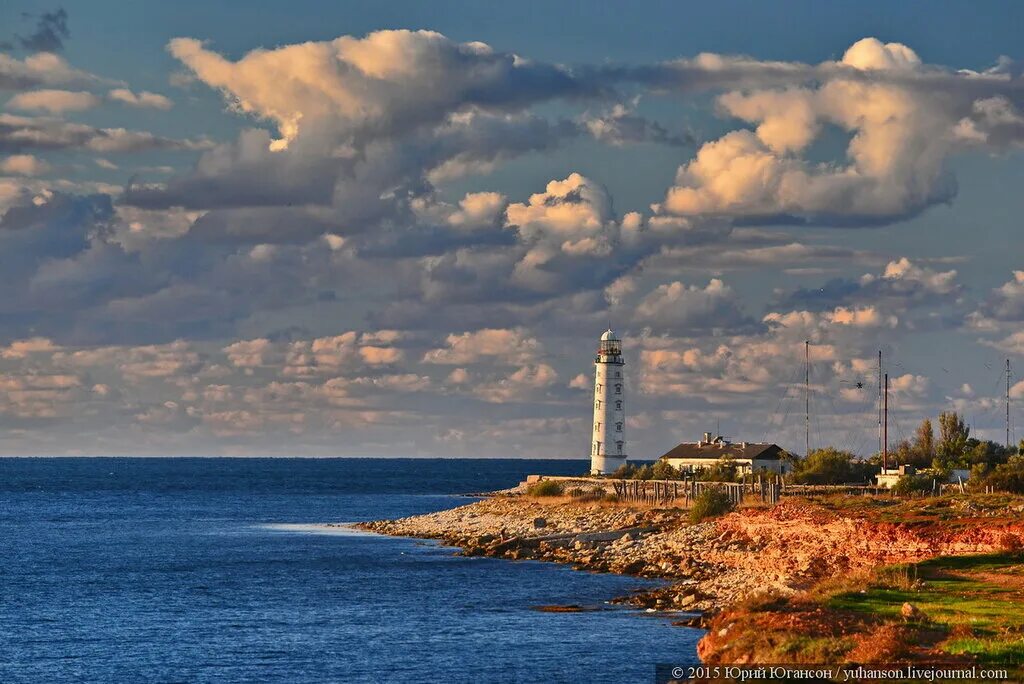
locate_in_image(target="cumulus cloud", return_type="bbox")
[0,52,97,91]
[632,278,753,333]
[778,257,964,330]
[473,363,558,403]
[167,30,597,151]
[0,153,49,175]
[107,88,173,110]
[983,330,1024,356]
[653,37,1024,226]
[507,172,615,256]
[0,337,59,358]
[976,271,1024,324]
[953,97,1024,147]
[423,328,541,365]
[445,191,508,231]
[8,89,100,113]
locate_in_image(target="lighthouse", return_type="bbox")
[590,329,627,475]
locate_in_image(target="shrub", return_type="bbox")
[891,474,935,496]
[689,486,735,523]
[612,463,637,479]
[977,455,1024,494]
[651,459,680,480]
[612,462,654,480]
[526,480,563,497]
[568,485,605,502]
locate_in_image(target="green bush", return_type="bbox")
[891,474,935,496]
[526,480,563,497]
[976,455,1024,494]
[689,486,735,523]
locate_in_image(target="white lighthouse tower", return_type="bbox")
[590,329,627,475]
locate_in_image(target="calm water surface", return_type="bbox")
[0,458,700,682]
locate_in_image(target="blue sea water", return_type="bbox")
[0,458,700,683]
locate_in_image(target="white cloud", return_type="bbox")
[654,37,1017,225]
[0,154,50,175]
[167,29,588,151]
[8,89,100,113]
[0,52,98,90]
[108,88,173,110]
[506,173,614,255]
[633,278,750,332]
[423,328,542,365]
[473,363,558,403]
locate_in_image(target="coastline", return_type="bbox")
[352,489,1024,664]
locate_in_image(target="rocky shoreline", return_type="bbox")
[354,493,1024,624]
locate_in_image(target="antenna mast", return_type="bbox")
[877,350,883,455]
[1007,359,1012,449]
[805,340,810,457]
[883,373,889,472]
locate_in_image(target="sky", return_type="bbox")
[2,2,1024,457]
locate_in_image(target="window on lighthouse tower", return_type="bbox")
[614,383,622,394]
[615,422,622,432]
[616,441,623,454]
[615,400,622,410]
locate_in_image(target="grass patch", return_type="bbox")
[773,635,856,662]
[825,553,1024,664]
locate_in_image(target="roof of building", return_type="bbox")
[659,440,785,462]
[600,328,619,341]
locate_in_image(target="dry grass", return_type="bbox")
[845,623,914,663]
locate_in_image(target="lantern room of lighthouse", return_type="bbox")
[590,329,627,475]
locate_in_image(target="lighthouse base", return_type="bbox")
[590,455,627,476]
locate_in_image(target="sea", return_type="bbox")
[0,457,701,683]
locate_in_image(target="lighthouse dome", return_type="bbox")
[600,329,619,341]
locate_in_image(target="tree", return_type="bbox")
[910,418,935,467]
[697,455,739,482]
[891,439,916,467]
[935,411,970,471]
[964,439,1012,468]
[790,447,872,485]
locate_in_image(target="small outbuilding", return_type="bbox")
[659,432,788,475]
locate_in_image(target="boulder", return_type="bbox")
[901,602,924,620]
